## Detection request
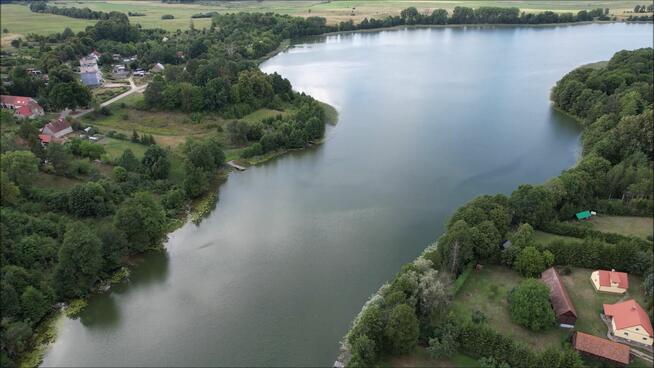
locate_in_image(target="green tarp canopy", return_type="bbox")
[575,211,591,220]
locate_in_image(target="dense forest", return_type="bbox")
[341,48,653,367]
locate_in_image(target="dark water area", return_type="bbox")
[43,23,653,367]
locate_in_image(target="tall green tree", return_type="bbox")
[113,192,166,252]
[53,223,103,298]
[508,279,555,331]
[384,304,419,354]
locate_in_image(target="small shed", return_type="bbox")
[576,211,592,220]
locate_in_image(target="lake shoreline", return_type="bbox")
[26,99,339,367]
[316,20,645,38]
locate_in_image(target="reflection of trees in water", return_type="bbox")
[128,250,170,288]
[78,250,170,328]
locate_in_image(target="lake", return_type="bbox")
[43,23,653,367]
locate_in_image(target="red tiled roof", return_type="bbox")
[604,299,654,337]
[43,119,71,134]
[573,332,630,365]
[16,105,33,117]
[38,134,51,143]
[598,270,629,289]
[541,267,577,318]
[1,95,42,117]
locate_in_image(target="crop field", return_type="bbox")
[1,1,648,41]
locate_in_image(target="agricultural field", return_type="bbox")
[1,0,648,42]
[584,215,654,240]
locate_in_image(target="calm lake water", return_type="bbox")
[43,23,652,367]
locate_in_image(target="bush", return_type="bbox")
[161,14,174,20]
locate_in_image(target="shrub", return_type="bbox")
[161,14,174,20]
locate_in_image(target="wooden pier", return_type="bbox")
[226,160,247,171]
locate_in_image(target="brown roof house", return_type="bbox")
[541,267,577,326]
[572,332,631,366]
[41,119,73,139]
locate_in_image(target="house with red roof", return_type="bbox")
[1,95,44,119]
[604,299,653,346]
[572,331,631,366]
[591,269,629,294]
[41,119,73,139]
[541,267,577,326]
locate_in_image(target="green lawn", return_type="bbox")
[381,347,477,368]
[241,108,288,124]
[99,137,148,162]
[584,215,654,240]
[451,265,569,351]
[560,267,647,337]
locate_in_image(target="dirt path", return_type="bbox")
[71,77,147,119]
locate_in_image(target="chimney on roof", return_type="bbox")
[611,269,615,272]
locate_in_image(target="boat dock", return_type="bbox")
[226,160,247,171]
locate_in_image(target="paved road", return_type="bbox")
[71,77,147,119]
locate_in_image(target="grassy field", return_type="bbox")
[584,215,654,240]
[1,1,648,40]
[381,347,477,368]
[80,94,218,148]
[451,265,569,351]
[99,137,148,161]
[560,267,647,337]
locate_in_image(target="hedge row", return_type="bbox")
[540,221,652,250]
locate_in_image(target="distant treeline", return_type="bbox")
[29,1,124,20]
[337,6,613,32]
[191,12,218,19]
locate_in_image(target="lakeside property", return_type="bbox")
[0,3,652,367]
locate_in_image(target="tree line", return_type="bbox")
[29,1,126,21]
[342,48,653,368]
[338,6,614,32]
